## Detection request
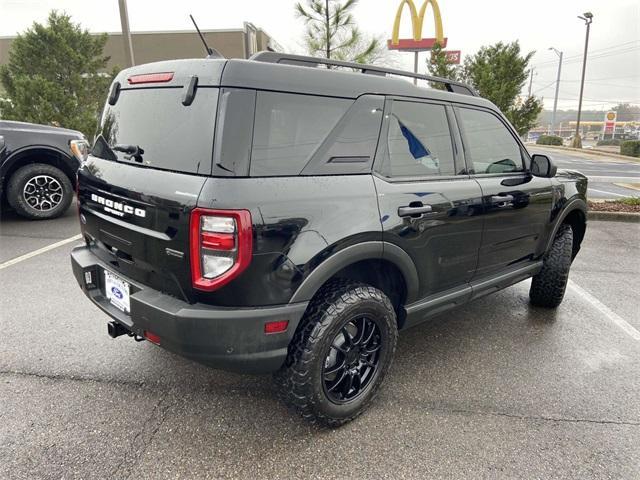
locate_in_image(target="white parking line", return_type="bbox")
[588,188,633,198]
[568,280,640,342]
[0,234,82,270]
[587,176,640,183]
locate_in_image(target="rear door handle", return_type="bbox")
[491,194,514,204]
[398,205,432,217]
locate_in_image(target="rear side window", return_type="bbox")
[250,92,351,176]
[456,107,524,174]
[381,101,456,178]
[92,87,218,175]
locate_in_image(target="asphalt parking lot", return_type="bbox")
[1,206,639,479]
[529,146,640,200]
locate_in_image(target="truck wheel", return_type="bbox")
[275,280,398,427]
[7,163,73,220]
[529,224,573,308]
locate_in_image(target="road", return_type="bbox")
[0,207,639,479]
[528,146,640,200]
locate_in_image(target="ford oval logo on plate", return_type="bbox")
[105,270,131,314]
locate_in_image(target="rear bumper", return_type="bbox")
[70,245,308,373]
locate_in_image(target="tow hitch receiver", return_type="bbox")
[107,321,129,338]
[107,321,145,341]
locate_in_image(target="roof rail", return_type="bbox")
[249,51,477,97]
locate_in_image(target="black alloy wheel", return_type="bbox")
[322,316,382,403]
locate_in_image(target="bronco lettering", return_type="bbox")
[90,193,146,218]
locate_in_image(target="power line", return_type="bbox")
[532,40,640,67]
[533,79,639,91]
[536,46,640,69]
[553,95,640,103]
[531,80,557,95]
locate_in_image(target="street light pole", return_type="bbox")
[528,67,535,97]
[573,12,593,148]
[549,47,563,136]
[118,0,135,67]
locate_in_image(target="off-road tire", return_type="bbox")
[7,163,73,220]
[529,224,573,308]
[274,279,398,427]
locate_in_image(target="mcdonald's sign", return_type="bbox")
[388,0,448,51]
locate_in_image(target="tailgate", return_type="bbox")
[78,158,206,301]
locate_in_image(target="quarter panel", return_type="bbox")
[196,175,382,306]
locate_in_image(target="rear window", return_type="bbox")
[92,87,218,175]
[250,92,351,176]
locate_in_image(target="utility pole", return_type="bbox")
[325,0,331,59]
[573,12,593,148]
[413,51,418,85]
[118,0,135,67]
[549,47,563,136]
[528,67,535,97]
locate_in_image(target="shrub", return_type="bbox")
[536,135,563,146]
[620,140,640,157]
[596,139,621,146]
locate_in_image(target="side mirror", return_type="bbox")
[530,154,557,178]
[0,135,4,151]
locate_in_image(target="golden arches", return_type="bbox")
[391,0,444,45]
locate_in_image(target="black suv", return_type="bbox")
[0,120,89,219]
[71,53,587,426]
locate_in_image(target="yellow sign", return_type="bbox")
[391,0,445,45]
[606,112,616,122]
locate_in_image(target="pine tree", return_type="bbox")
[0,11,115,138]
[295,0,383,64]
[426,42,459,90]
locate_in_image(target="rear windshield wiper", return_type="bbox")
[112,144,145,163]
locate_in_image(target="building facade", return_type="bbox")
[0,22,279,70]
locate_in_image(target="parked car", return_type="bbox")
[71,53,588,426]
[0,120,89,219]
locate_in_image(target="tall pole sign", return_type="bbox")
[387,0,457,83]
[603,111,617,138]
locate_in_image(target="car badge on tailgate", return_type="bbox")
[90,193,146,218]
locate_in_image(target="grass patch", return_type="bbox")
[618,197,640,206]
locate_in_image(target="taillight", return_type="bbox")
[190,208,252,291]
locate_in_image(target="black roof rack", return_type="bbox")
[250,51,477,97]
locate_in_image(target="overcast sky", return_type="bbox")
[1,0,638,112]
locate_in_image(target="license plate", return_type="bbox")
[105,270,130,314]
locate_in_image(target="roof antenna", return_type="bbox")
[189,14,223,59]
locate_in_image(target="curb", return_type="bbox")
[527,144,639,162]
[588,211,640,223]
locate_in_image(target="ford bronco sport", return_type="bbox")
[71,52,587,426]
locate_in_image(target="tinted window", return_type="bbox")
[457,108,523,174]
[251,92,351,176]
[93,87,217,175]
[381,101,455,177]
